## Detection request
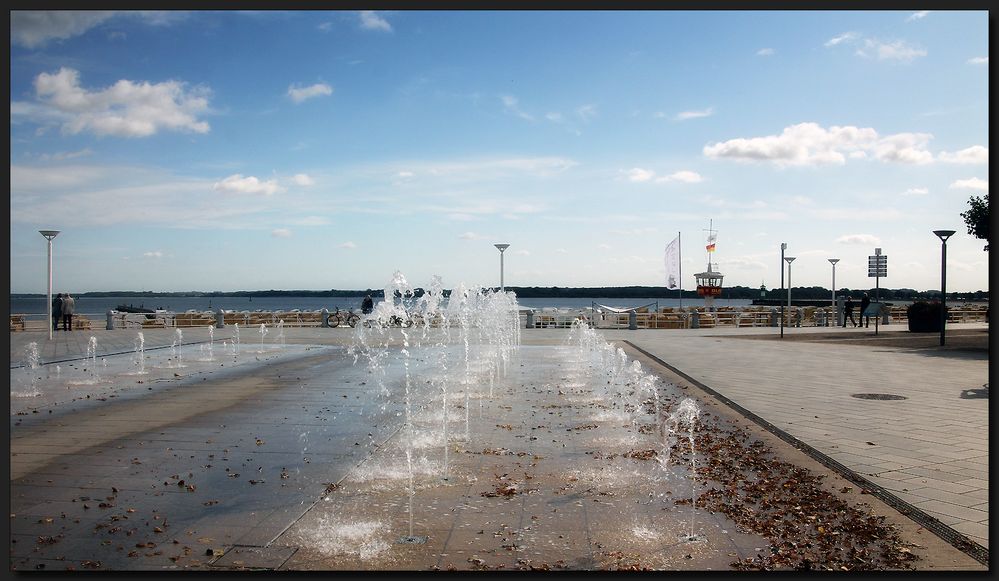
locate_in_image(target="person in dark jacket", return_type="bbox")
[52,293,63,331]
[361,295,374,315]
[860,293,872,328]
[844,297,858,327]
[61,293,76,331]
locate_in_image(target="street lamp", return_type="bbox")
[828,258,840,327]
[932,230,956,346]
[780,243,787,338]
[39,230,60,340]
[494,243,510,292]
[784,256,796,329]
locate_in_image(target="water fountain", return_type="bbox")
[276,319,286,347]
[130,332,147,375]
[15,342,42,397]
[259,323,268,351]
[199,325,216,362]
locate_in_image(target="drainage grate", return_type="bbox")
[851,393,907,400]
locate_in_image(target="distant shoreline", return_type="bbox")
[8,285,989,302]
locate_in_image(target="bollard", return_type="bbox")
[321,308,330,328]
[835,297,845,327]
[215,308,225,329]
[770,307,778,327]
[881,305,890,325]
[628,310,637,330]
[106,310,114,330]
[795,307,802,327]
[526,310,534,329]
[816,309,826,327]
[690,309,700,329]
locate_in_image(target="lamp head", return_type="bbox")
[39,230,60,240]
[780,242,787,251]
[933,230,956,242]
[784,256,796,264]
[494,243,510,253]
[828,258,840,265]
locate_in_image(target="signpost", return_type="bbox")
[867,248,887,335]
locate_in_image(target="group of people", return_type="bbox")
[51,293,76,331]
[843,293,872,328]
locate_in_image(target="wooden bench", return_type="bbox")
[10,315,25,331]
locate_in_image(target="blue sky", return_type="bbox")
[10,10,990,294]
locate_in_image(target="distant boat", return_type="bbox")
[115,304,154,313]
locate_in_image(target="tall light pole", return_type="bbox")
[828,258,840,327]
[933,230,956,346]
[39,230,60,340]
[784,256,796,329]
[780,243,787,338]
[494,243,510,292]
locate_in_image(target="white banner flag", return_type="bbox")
[664,236,680,290]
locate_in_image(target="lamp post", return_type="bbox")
[39,230,60,341]
[780,243,787,338]
[828,258,840,327]
[932,230,956,346]
[784,256,796,329]
[494,243,510,292]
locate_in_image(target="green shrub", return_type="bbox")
[907,301,946,332]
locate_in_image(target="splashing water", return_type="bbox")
[259,323,268,350]
[171,328,184,368]
[86,336,99,382]
[132,332,146,374]
[276,319,285,347]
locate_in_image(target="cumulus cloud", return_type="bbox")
[949,178,988,192]
[10,10,116,48]
[825,32,858,47]
[675,107,714,121]
[967,56,988,65]
[901,187,929,196]
[938,145,988,165]
[836,234,882,245]
[906,10,930,21]
[756,48,775,56]
[859,38,927,62]
[625,168,655,182]
[576,104,597,121]
[358,11,392,32]
[213,174,284,196]
[338,241,357,249]
[287,82,333,104]
[271,228,292,238]
[500,95,533,121]
[143,251,163,258]
[703,122,936,167]
[292,173,315,186]
[657,170,703,183]
[16,67,211,137]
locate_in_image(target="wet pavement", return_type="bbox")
[6,324,989,571]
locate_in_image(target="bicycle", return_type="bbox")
[328,307,360,328]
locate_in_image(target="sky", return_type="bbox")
[9,10,990,294]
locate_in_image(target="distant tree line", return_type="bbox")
[10,285,988,301]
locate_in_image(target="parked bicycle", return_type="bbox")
[328,307,360,328]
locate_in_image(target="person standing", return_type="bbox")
[860,292,872,328]
[52,293,63,332]
[61,292,76,331]
[361,294,374,315]
[844,296,858,327]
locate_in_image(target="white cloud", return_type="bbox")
[296,216,329,226]
[555,248,568,254]
[358,11,392,32]
[949,178,988,192]
[10,10,116,48]
[38,148,94,161]
[546,112,563,123]
[291,173,315,186]
[675,107,714,121]
[625,167,655,182]
[338,241,357,249]
[576,104,597,122]
[597,244,612,250]
[967,56,988,65]
[271,228,292,238]
[703,122,935,167]
[825,32,858,47]
[287,83,333,104]
[836,234,882,245]
[860,38,927,62]
[656,170,703,183]
[143,251,163,258]
[906,10,930,21]
[756,48,775,56]
[318,22,333,32]
[17,67,210,137]
[213,174,284,196]
[500,95,534,121]
[938,145,988,165]
[458,231,486,240]
[901,187,929,196]
[514,249,530,256]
